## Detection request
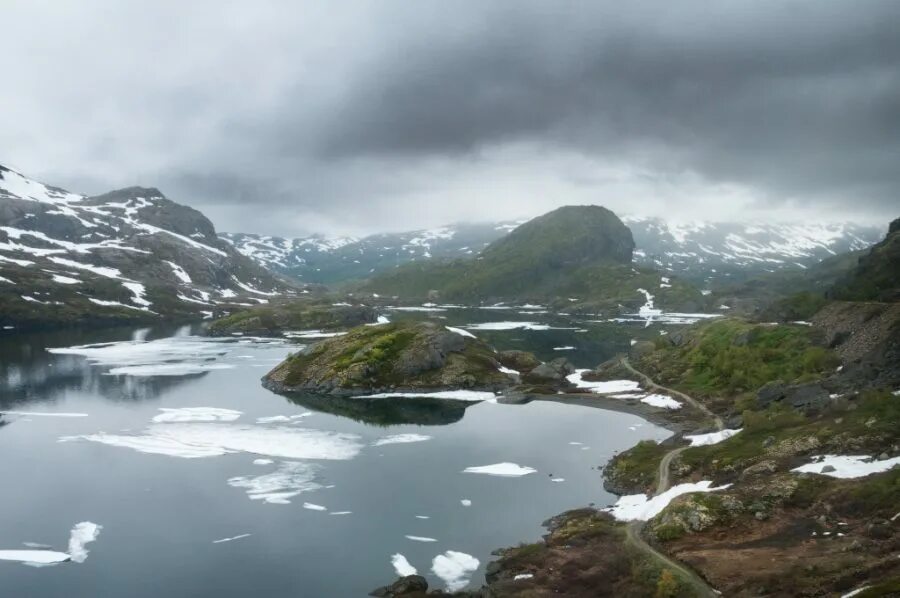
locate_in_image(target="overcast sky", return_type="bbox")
[1,1,898,236]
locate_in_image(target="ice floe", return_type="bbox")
[152,407,243,423]
[61,423,362,461]
[256,413,313,424]
[392,553,417,576]
[791,455,900,479]
[252,458,274,465]
[0,411,88,418]
[553,346,575,351]
[460,499,472,507]
[685,429,742,446]
[463,321,575,331]
[228,462,323,504]
[0,521,102,567]
[432,550,480,592]
[373,434,432,446]
[357,390,495,401]
[463,462,537,477]
[404,535,437,542]
[303,502,327,511]
[604,481,731,521]
[212,533,251,544]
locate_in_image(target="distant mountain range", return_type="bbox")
[222,216,882,286]
[0,164,299,329]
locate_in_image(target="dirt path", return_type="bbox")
[621,357,725,431]
[619,357,721,597]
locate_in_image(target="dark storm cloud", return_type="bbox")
[1,1,898,235]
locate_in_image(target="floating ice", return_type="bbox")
[392,553,417,576]
[252,458,274,465]
[415,515,430,519]
[61,423,363,461]
[551,478,565,483]
[791,455,900,479]
[460,499,472,507]
[228,462,323,504]
[405,535,437,542]
[463,462,537,477]
[373,434,432,446]
[432,550,480,592]
[463,321,575,331]
[212,533,251,544]
[357,390,495,401]
[685,429,741,446]
[604,481,731,521]
[303,502,327,511]
[152,407,242,423]
[256,413,313,424]
[553,346,575,351]
[0,411,88,418]
[330,511,352,516]
[0,521,102,567]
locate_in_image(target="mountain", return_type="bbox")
[0,164,300,330]
[220,221,524,284]
[828,216,900,302]
[222,216,882,286]
[359,205,704,310]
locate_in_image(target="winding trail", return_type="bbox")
[619,357,721,597]
[621,356,725,431]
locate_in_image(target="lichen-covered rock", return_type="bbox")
[263,321,519,396]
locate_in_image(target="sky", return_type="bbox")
[1,1,898,237]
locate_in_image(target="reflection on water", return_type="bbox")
[0,312,683,597]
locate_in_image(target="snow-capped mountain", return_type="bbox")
[0,164,298,329]
[220,221,525,284]
[222,217,883,285]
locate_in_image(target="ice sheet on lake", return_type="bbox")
[47,335,278,378]
[392,553,417,576]
[0,549,71,565]
[357,390,495,401]
[0,411,88,418]
[256,413,313,424]
[252,458,274,465]
[60,423,363,461]
[373,434,432,446]
[432,550,480,592]
[685,429,742,446]
[463,462,537,477]
[228,462,323,504]
[604,482,731,521]
[791,454,900,479]
[152,407,243,423]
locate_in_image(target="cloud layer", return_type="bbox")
[1,1,897,235]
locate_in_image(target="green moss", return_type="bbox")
[638,318,840,400]
[607,440,669,492]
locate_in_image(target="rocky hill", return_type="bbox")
[222,216,882,286]
[358,206,705,311]
[0,164,300,330]
[829,216,900,302]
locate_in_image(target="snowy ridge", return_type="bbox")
[222,215,881,285]
[0,164,295,325]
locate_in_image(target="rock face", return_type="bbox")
[263,321,517,396]
[829,216,900,302]
[0,164,297,329]
[208,301,376,336]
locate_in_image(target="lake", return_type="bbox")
[0,309,678,596]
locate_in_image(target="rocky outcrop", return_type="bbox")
[829,216,899,302]
[263,321,520,396]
